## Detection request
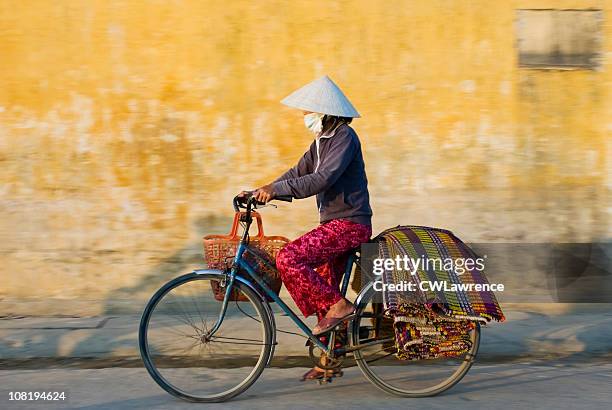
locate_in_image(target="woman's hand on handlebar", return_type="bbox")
[253,184,275,204]
[235,186,291,207]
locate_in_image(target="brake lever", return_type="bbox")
[254,202,277,209]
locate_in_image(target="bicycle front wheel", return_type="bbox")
[352,283,480,397]
[139,272,273,403]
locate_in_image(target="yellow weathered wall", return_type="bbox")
[0,0,610,314]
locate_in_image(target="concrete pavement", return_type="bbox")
[1,363,611,409]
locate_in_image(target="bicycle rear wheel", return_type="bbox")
[351,283,480,397]
[139,272,273,403]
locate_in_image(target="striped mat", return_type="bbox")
[375,225,505,322]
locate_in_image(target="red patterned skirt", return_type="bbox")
[276,219,371,318]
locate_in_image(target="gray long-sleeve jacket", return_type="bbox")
[272,124,372,226]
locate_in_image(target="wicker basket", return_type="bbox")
[203,211,289,301]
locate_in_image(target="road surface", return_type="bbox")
[1,362,611,409]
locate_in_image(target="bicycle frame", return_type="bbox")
[199,197,357,355]
[140,194,485,402]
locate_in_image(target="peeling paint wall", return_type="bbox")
[1,0,611,314]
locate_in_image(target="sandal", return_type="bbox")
[300,367,343,381]
[313,308,356,336]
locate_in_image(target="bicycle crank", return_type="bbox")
[308,342,344,370]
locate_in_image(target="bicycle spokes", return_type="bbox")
[140,273,273,402]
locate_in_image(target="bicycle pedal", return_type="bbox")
[318,377,332,385]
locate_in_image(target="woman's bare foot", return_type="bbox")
[313,298,355,335]
[328,298,355,317]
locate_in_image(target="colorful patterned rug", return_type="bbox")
[392,304,476,360]
[374,225,504,360]
[375,225,505,322]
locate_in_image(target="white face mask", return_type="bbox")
[303,113,324,134]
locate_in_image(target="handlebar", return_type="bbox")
[270,195,293,203]
[233,193,293,212]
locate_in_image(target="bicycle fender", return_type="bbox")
[348,281,375,347]
[354,281,375,309]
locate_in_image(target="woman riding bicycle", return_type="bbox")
[239,75,373,381]
[141,75,483,401]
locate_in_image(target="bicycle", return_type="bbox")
[139,195,481,402]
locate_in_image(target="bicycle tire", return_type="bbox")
[351,282,480,397]
[139,271,273,403]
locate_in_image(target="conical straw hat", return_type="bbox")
[281,75,360,118]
